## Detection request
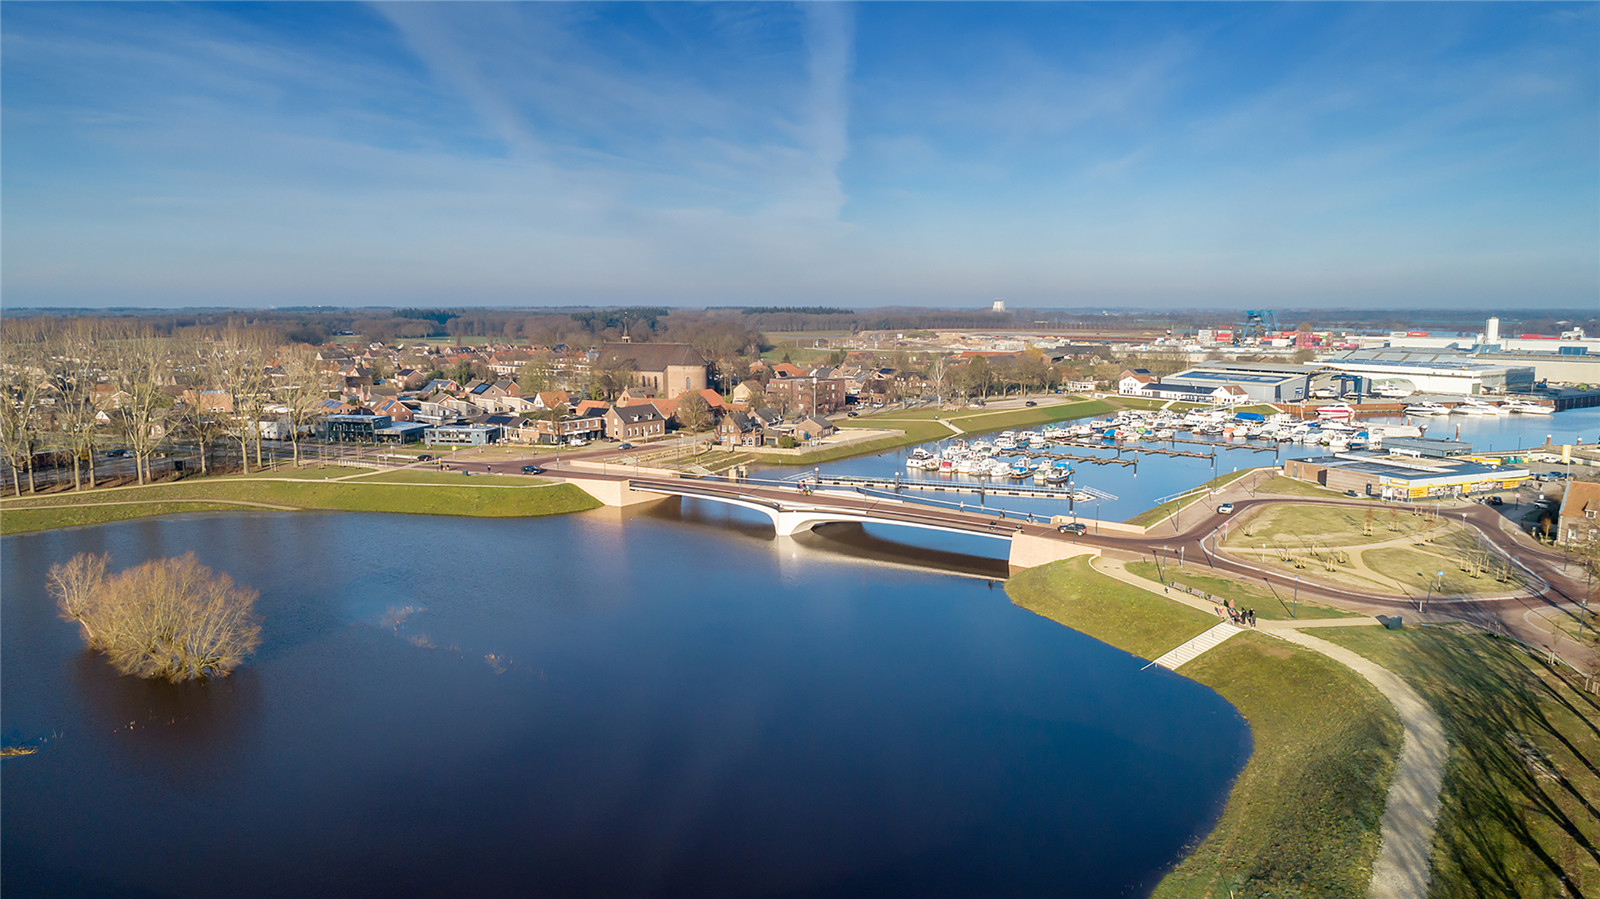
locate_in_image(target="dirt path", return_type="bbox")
[1274,629,1447,899]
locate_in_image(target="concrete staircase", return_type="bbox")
[1151,621,1244,671]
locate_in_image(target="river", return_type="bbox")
[3,507,1249,897]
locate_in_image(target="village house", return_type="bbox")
[604,403,666,441]
[764,376,848,415]
[1558,480,1600,546]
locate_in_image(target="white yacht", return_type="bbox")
[1506,400,1554,415]
[1453,399,1507,415]
[1403,402,1450,416]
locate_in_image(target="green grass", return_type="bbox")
[3,502,250,533]
[1006,556,1218,661]
[1233,404,1283,416]
[1253,475,1348,498]
[1007,558,1402,899]
[1124,561,1365,621]
[1125,468,1259,527]
[0,475,601,534]
[1317,625,1600,899]
[1157,634,1402,898]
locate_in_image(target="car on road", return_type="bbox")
[105,448,129,458]
[522,464,542,475]
[619,443,633,450]
[1057,522,1088,535]
[1217,502,1234,514]
[847,411,858,417]
[1344,489,1359,497]
[417,454,433,462]
[1485,495,1504,506]
[1024,400,1037,407]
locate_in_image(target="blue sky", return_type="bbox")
[3,2,1596,309]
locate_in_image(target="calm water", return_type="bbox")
[760,406,1600,524]
[3,507,1248,898]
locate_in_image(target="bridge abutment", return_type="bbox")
[1008,533,1099,570]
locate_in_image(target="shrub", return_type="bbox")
[49,552,263,681]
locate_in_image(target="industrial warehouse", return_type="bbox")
[1283,452,1531,500]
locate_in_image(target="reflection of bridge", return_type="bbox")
[561,470,1094,569]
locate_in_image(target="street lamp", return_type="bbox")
[1158,546,1169,581]
[1421,569,1443,612]
[1178,545,1185,568]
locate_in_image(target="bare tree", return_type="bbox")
[0,323,49,494]
[676,392,712,432]
[218,329,272,473]
[50,551,264,682]
[109,326,172,485]
[48,320,107,489]
[277,344,333,466]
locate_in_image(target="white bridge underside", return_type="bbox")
[641,487,1014,540]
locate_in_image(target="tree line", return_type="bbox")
[0,318,337,495]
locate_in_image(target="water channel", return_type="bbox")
[4,508,1249,898]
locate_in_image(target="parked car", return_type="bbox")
[522,464,542,475]
[1486,495,1504,506]
[1217,502,1234,514]
[105,448,129,458]
[1344,490,1359,497]
[1057,522,1088,535]
[847,411,859,417]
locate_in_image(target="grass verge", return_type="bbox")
[1008,558,1402,898]
[1253,475,1349,498]
[1124,560,1364,621]
[1317,625,1600,899]
[0,476,601,535]
[1125,468,1259,527]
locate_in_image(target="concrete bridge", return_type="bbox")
[561,470,1095,570]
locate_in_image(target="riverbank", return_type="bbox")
[0,471,601,535]
[1316,625,1600,898]
[1006,557,1403,898]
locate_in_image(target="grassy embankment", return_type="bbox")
[1318,625,1600,899]
[1124,468,1261,527]
[0,471,600,535]
[1253,474,1350,499]
[1007,557,1402,898]
[1123,560,1363,621]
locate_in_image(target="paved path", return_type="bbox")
[1275,629,1447,899]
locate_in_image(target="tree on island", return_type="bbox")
[50,552,264,682]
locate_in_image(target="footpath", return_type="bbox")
[1092,553,1445,899]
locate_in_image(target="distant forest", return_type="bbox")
[5,305,1594,346]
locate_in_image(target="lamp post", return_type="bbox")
[1178,545,1185,569]
[1158,546,1169,581]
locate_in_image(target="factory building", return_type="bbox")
[1321,351,1536,396]
[1158,361,1341,404]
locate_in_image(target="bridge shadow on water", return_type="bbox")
[642,497,1010,582]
